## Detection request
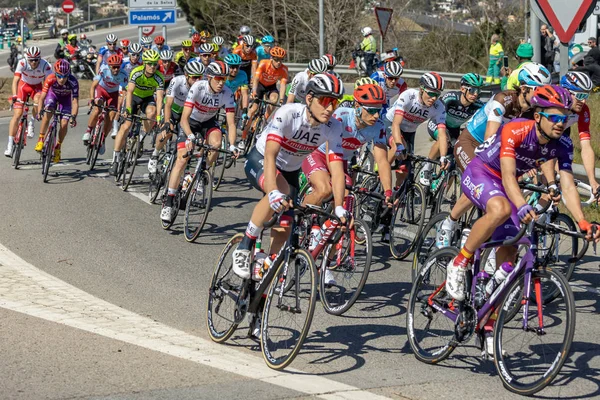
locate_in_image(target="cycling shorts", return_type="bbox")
[128,95,156,121]
[245,147,300,197]
[454,129,480,173]
[176,117,221,150]
[462,157,524,243]
[254,82,278,102]
[15,81,42,110]
[301,150,351,186]
[170,110,181,126]
[94,85,119,109]
[44,92,72,119]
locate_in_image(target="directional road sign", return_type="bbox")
[534,0,596,44]
[128,0,177,9]
[129,9,176,25]
[375,7,394,38]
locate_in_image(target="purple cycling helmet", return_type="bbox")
[530,84,573,110]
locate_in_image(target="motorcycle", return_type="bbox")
[351,47,369,77]
[70,47,97,79]
[7,44,23,72]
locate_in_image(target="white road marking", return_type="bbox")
[0,243,391,400]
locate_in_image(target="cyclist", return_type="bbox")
[198,30,211,44]
[54,28,70,59]
[223,53,249,148]
[286,58,328,104]
[370,60,407,115]
[256,35,275,63]
[445,85,598,305]
[148,61,205,174]
[152,35,170,52]
[321,53,336,72]
[109,50,164,176]
[233,35,257,81]
[385,72,449,186]
[4,46,52,157]
[158,49,180,89]
[140,36,153,51]
[231,73,348,280]
[96,34,122,74]
[122,43,143,76]
[120,39,130,57]
[83,54,128,153]
[436,64,552,248]
[236,25,251,47]
[560,71,599,195]
[196,43,215,67]
[79,33,92,47]
[191,32,202,53]
[426,73,484,164]
[175,40,198,69]
[212,36,228,59]
[160,61,239,222]
[34,60,79,163]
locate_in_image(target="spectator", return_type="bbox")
[576,37,600,87]
[501,42,534,90]
[486,34,503,84]
[359,27,377,76]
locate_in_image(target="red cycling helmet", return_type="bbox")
[107,54,122,67]
[120,39,130,48]
[353,83,386,106]
[191,32,201,45]
[154,35,165,45]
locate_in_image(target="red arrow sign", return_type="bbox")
[62,0,75,14]
[535,0,596,44]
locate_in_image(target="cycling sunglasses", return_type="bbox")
[385,76,399,81]
[317,96,339,109]
[28,58,40,63]
[464,86,481,95]
[145,62,158,67]
[421,87,441,98]
[272,57,283,62]
[55,72,69,79]
[570,91,590,101]
[200,54,211,57]
[538,111,568,124]
[363,106,382,115]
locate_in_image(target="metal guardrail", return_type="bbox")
[69,16,129,33]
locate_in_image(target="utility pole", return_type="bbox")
[319,0,324,55]
[530,10,540,63]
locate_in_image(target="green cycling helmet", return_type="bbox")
[516,43,534,59]
[460,72,484,88]
[142,49,160,63]
[354,77,378,89]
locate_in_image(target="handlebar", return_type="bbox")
[183,139,236,159]
[264,199,342,231]
[501,199,553,247]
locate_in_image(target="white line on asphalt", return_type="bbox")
[0,243,392,400]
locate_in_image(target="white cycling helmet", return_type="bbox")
[212,36,224,46]
[25,46,41,60]
[141,36,152,46]
[420,72,445,91]
[60,28,69,35]
[307,58,327,74]
[106,34,117,44]
[129,43,143,55]
[160,49,174,61]
[518,62,551,88]
[185,61,205,77]
[242,35,255,46]
[384,61,403,78]
[240,25,251,35]
[361,27,373,36]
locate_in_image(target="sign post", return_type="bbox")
[129,0,177,43]
[374,7,393,54]
[533,0,596,44]
[62,0,74,29]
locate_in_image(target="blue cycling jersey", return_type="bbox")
[225,70,249,92]
[151,44,171,52]
[256,46,270,63]
[94,64,128,93]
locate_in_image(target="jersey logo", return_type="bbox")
[291,129,321,145]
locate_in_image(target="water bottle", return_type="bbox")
[252,239,267,281]
[459,228,471,249]
[474,271,490,309]
[435,229,449,248]
[309,220,333,251]
[485,262,514,297]
[484,248,497,275]
[181,173,193,192]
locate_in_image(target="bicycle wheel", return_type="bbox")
[184,169,214,242]
[435,168,462,214]
[207,233,246,343]
[149,149,169,204]
[411,212,449,282]
[122,136,140,191]
[42,129,55,183]
[494,268,575,396]
[12,120,24,169]
[261,248,318,370]
[211,137,227,190]
[406,247,459,364]
[390,183,426,260]
[89,124,103,171]
[319,219,372,315]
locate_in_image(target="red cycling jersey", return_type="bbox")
[565,103,591,142]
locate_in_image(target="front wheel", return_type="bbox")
[494,268,575,395]
[184,169,214,242]
[389,183,426,260]
[121,136,140,191]
[12,120,24,169]
[261,248,317,370]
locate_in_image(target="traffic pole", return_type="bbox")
[67,13,70,29]
[318,0,324,55]
[163,25,166,42]
[138,27,142,44]
[530,12,540,63]
[560,43,568,77]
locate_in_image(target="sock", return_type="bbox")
[29,116,35,126]
[7,136,14,146]
[86,126,93,133]
[166,188,177,207]
[454,247,474,269]
[152,148,159,157]
[112,120,118,130]
[441,216,456,231]
[244,221,261,240]
[239,234,256,251]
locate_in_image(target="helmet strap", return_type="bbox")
[536,121,553,142]
[355,106,367,128]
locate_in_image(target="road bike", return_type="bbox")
[85,102,113,171]
[40,106,73,183]
[9,99,35,169]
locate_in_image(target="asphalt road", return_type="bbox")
[0,19,191,77]
[1,113,600,400]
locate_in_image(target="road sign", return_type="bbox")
[129,9,176,25]
[141,26,155,36]
[594,1,600,15]
[128,0,176,9]
[375,7,393,38]
[534,0,596,44]
[62,0,75,14]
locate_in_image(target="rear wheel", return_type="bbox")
[390,183,426,260]
[122,136,140,191]
[12,120,24,169]
[184,169,214,242]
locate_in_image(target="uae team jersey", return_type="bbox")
[288,70,310,103]
[15,58,52,85]
[317,107,387,160]
[255,103,344,171]
[476,118,573,177]
[166,75,190,114]
[564,103,591,142]
[184,79,236,123]
[385,88,446,133]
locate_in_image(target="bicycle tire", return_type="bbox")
[42,127,55,183]
[261,248,317,370]
[406,247,459,364]
[89,122,104,171]
[184,169,214,242]
[122,136,140,191]
[389,183,427,260]
[211,137,227,191]
[319,219,372,315]
[494,267,575,395]
[411,212,449,282]
[12,120,24,169]
[206,233,246,343]
[435,168,462,215]
[149,147,171,204]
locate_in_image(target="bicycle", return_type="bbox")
[114,113,154,191]
[183,141,234,242]
[85,102,113,171]
[40,106,73,183]
[406,196,580,395]
[9,99,35,169]
[240,98,279,156]
[208,202,340,369]
[212,110,235,191]
[148,128,178,204]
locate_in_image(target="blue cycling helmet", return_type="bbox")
[261,35,275,44]
[560,71,593,92]
[517,63,551,87]
[224,53,242,66]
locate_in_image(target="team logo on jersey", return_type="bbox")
[540,146,548,155]
[463,175,484,199]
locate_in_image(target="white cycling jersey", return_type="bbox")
[385,88,446,133]
[184,79,235,123]
[15,58,52,85]
[255,103,344,172]
[166,75,190,113]
[288,69,310,103]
